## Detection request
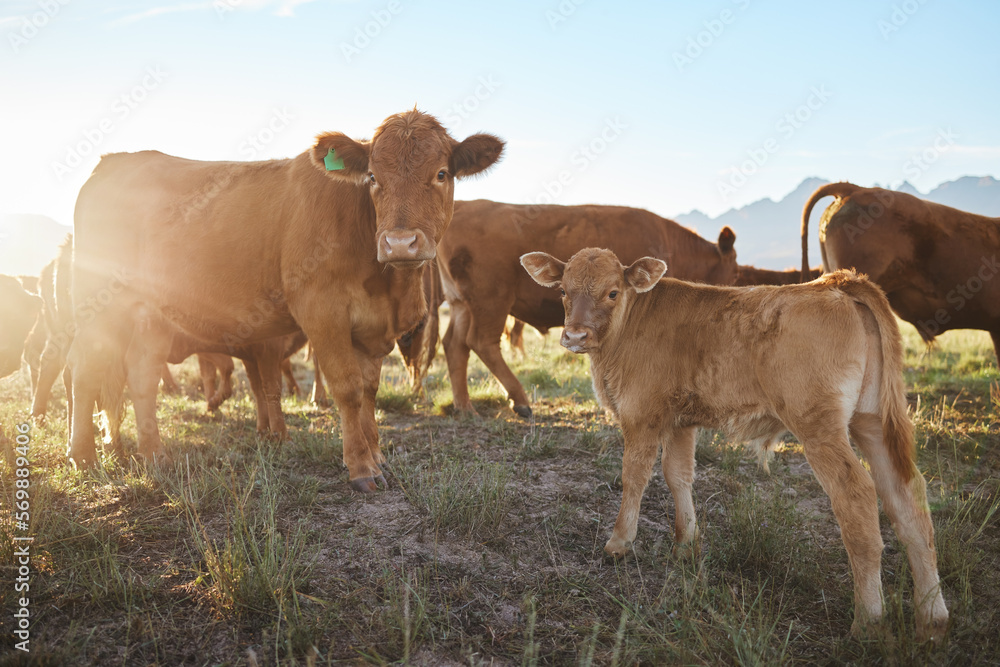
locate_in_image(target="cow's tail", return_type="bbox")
[801,182,862,282]
[838,273,916,482]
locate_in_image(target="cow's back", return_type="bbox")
[73,151,334,341]
[444,200,730,330]
[821,187,1000,337]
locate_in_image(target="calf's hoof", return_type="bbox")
[604,536,631,558]
[350,474,388,494]
[917,614,949,646]
[513,404,533,419]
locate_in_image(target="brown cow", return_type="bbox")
[801,182,1000,359]
[735,264,822,286]
[521,247,948,643]
[437,200,737,417]
[68,110,503,491]
[0,274,42,378]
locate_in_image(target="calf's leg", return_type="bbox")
[125,315,174,461]
[31,341,66,419]
[281,357,300,397]
[661,426,699,551]
[851,413,949,643]
[606,421,664,556]
[801,430,885,637]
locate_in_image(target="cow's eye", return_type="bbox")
[437,170,447,182]
[608,291,618,300]
[368,172,376,185]
[559,288,566,296]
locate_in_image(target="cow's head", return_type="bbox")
[0,275,42,378]
[705,226,738,285]
[311,110,504,266]
[521,248,666,354]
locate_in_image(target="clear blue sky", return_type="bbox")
[1,0,997,228]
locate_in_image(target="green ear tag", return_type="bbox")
[324,148,345,171]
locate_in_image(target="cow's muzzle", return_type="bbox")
[560,327,592,353]
[377,229,435,264]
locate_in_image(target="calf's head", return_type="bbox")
[311,109,504,265]
[0,275,42,378]
[521,248,666,353]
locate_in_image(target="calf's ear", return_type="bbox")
[520,252,565,288]
[624,257,667,293]
[451,134,505,179]
[311,132,371,183]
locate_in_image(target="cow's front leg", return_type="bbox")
[606,420,663,556]
[359,353,386,467]
[313,340,384,491]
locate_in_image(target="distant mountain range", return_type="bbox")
[0,214,71,278]
[674,175,1000,270]
[2,176,998,278]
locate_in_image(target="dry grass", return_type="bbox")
[0,319,998,665]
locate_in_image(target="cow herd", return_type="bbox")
[7,108,998,644]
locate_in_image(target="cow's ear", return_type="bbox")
[311,132,371,183]
[521,252,565,288]
[450,133,505,179]
[624,257,667,293]
[717,226,736,255]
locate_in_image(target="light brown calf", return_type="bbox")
[437,200,738,417]
[521,247,949,643]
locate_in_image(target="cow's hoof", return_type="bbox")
[513,404,533,419]
[68,453,96,470]
[350,475,387,493]
[604,537,630,558]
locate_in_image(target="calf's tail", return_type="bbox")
[839,274,915,482]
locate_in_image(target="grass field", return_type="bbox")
[1,318,998,666]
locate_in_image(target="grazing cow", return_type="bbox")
[521,247,949,643]
[0,274,42,378]
[69,110,503,491]
[801,182,1000,360]
[735,264,822,286]
[437,200,738,417]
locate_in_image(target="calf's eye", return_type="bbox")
[368,172,376,185]
[608,291,618,300]
[437,170,447,182]
[560,288,566,296]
